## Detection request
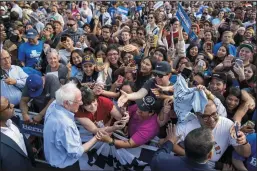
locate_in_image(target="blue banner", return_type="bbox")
[176,3,198,42]
[20,121,44,137]
[117,6,129,16]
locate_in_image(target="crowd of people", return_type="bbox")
[0,1,256,171]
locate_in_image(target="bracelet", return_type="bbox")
[242,140,248,146]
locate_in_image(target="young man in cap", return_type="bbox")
[0,96,36,171]
[238,43,254,66]
[101,96,160,148]
[18,28,44,68]
[19,74,61,123]
[209,72,227,96]
[118,61,173,107]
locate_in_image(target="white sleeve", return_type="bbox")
[175,123,186,144]
[214,97,227,118]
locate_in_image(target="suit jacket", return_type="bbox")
[151,141,216,171]
[0,117,35,171]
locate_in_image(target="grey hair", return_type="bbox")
[55,82,79,106]
[46,48,60,60]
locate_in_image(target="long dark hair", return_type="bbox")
[70,49,84,67]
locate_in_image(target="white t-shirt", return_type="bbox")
[176,116,239,162]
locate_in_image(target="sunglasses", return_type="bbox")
[153,73,166,78]
[67,23,75,27]
[0,101,11,112]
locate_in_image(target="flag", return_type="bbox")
[176,3,198,42]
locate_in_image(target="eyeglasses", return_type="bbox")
[148,17,154,19]
[137,32,144,35]
[153,73,166,78]
[67,23,75,27]
[0,101,11,112]
[199,112,218,121]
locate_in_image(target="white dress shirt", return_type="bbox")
[1,119,28,156]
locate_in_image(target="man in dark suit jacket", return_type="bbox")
[0,96,35,171]
[151,125,216,171]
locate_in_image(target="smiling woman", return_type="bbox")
[45,48,68,82]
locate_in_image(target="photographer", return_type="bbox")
[3,22,26,65]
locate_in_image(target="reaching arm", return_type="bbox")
[77,117,100,134]
[233,144,251,158]
[82,136,98,152]
[20,97,30,117]
[232,158,248,171]
[110,105,123,121]
[127,88,148,101]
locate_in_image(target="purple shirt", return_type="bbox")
[128,104,159,146]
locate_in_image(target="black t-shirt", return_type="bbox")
[142,78,173,99]
[135,73,152,91]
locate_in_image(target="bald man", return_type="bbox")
[0,96,35,171]
[175,99,251,169]
[1,49,28,106]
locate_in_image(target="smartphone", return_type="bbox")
[235,59,244,68]
[206,42,212,51]
[96,58,104,66]
[117,75,124,84]
[234,122,240,138]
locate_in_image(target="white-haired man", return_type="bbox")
[43,82,104,170]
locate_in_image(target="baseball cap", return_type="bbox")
[26,74,43,98]
[152,61,171,75]
[232,19,243,26]
[212,72,227,83]
[136,96,157,112]
[239,43,254,53]
[26,29,38,39]
[82,55,95,65]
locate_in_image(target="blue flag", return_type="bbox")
[117,6,129,16]
[176,3,198,42]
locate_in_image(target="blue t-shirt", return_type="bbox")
[233,133,256,171]
[213,42,237,57]
[18,41,44,68]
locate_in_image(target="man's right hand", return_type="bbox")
[23,114,33,124]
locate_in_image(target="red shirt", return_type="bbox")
[75,96,114,124]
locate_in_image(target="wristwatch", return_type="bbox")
[109,137,115,146]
